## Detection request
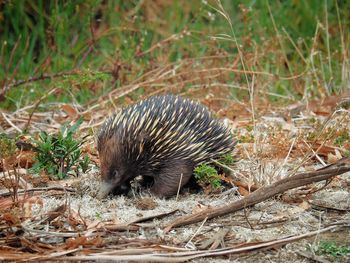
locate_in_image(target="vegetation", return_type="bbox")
[219,152,235,165]
[31,118,90,179]
[194,163,222,189]
[315,240,350,259]
[1,1,349,110]
[0,134,16,159]
[334,131,349,146]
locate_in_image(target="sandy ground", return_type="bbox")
[27,165,350,262]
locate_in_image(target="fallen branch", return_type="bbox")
[164,158,350,232]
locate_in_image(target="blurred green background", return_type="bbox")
[0,0,349,110]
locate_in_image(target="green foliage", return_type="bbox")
[245,125,253,132]
[95,212,102,220]
[334,131,349,146]
[194,164,222,189]
[306,131,317,141]
[63,71,111,84]
[219,153,235,166]
[315,240,350,258]
[238,134,254,143]
[0,134,16,159]
[31,118,90,179]
[79,155,90,173]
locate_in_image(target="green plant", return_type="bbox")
[334,131,349,146]
[219,153,235,166]
[194,164,222,189]
[95,212,102,220]
[79,155,90,173]
[238,134,254,143]
[31,118,90,179]
[315,240,350,258]
[0,134,16,159]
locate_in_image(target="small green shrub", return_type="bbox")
[316,240,350,258]
[194,164,222,189]
[31,118,90,179]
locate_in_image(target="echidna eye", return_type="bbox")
[114,170,119,177]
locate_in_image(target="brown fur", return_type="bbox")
[149,160,195,197]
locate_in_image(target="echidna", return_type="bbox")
[97,94,235,198]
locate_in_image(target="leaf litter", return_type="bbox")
[1,90,350,262]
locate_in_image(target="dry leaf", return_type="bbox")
[68,209,89,227]
[232,180,258,192]
[327,153,338,164]
[135,197,158,210]
[87,220,103,230]
[65,236,88,249]
[298,200,311,210]
[23,196,43,218]
[2,212,21,225]
[238,186,250,196]
[82,111,92,120]
[327,149,343,163]
[61,104,78,118]
[17,151,36,169]
[65,236,104,249]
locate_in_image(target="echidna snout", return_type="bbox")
[97,94,235,198]
[97,135,132,198]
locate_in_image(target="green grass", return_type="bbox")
[335,131,349,146]
[0,1,349,110]
[315,240,350,259]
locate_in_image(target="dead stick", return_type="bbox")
[164,163,350,232]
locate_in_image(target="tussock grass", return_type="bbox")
[0,1,348,110]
